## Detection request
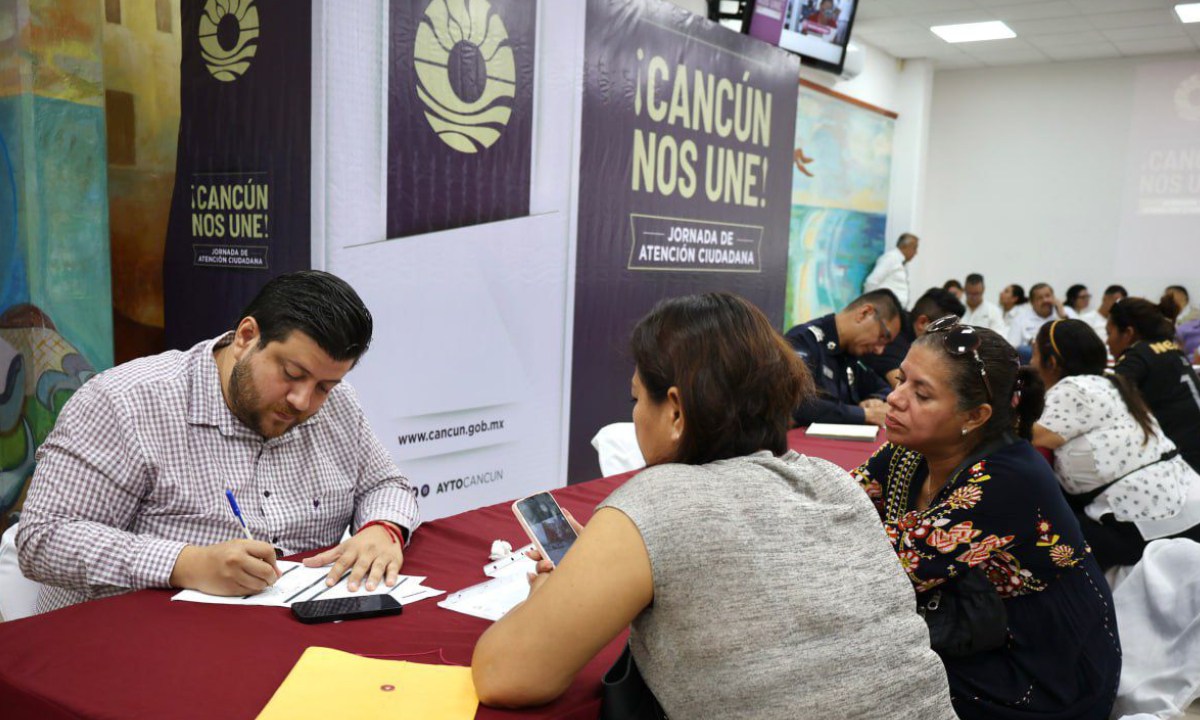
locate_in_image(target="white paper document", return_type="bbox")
[437,573,530,622]
[171,561,445,607]
[805,423,880,441]
[483,543,537,578]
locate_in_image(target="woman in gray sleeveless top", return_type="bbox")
[473,293,955,719]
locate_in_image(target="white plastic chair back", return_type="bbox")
[1112,538,1200,719]
[0,523,42,621]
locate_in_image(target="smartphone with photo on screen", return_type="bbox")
[512,492,579,568]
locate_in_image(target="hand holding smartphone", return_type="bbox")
[512,492,579,568]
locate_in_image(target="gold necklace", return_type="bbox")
[918,476,942,509]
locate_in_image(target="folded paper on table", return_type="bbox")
[484,543,537,578]
[255,647,478,720]
[171,561,445,607]
[805,423,880,441]
[438,573,530,622]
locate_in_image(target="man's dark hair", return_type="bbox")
[1029,282,1052,298]
[630,293,814,465]
[964,273,984,286]
[1167,285,1190,303]
[911,288,965,324]
[1104,284,1127,298]
[897,233,918,248]
[943,279,963,292]
[239,270,373,363]
[846,289,903,322]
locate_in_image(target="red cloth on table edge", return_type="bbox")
[0,428,880,720]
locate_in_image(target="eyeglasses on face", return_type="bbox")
[925,315,993,404]
[872,310,893,344]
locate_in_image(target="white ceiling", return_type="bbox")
[853,0,1200,69]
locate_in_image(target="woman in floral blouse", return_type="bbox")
[853,317,1121,720]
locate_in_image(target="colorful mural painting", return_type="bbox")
[0,0,113,526]
[103,0,181,363]
[784,82,896,328]
[0,306,96,524]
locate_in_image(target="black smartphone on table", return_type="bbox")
[291,594,403,624]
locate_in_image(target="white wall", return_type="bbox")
[917,53,1200,306]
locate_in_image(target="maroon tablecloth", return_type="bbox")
[0,429,878,719]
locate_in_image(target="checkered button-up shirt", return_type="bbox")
[17,333,420,613]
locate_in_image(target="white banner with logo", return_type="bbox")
[1115,59,1200,282]
[313,0,586,520]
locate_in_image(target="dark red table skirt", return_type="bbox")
[0,429,879,719]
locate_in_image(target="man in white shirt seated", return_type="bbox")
[863,233,918,310]
[1079,284,1126,338]
[1007,282,1076,362]
[961,273,1007,334]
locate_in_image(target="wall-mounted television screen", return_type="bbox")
[743,0,859,75]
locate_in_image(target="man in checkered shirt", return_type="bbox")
[17,271,420,613]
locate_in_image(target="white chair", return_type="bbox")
[0,522,42,621]
[590,422,646,477]
[1112,538,1200,719]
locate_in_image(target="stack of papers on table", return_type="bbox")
[805,423,880,441]
[256,647,477,720]
[437,543,536,621]
[171,561,445,607]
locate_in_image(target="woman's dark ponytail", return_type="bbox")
[1107,372,1156,444]
[1111,297,1175,342]
[1158,293,1182,323]
[1013,366,1044,440]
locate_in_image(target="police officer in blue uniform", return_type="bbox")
[785,290,903,426]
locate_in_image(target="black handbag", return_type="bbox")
[917,565,1008,657]
[914,436,1014,657]
[600,643,667,720]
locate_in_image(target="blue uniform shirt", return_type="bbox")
[785,314,891,425]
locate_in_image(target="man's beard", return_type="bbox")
[228,355,300,439]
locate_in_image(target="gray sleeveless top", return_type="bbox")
[599,451,955,719]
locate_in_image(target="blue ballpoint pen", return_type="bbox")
[224,489,255,541]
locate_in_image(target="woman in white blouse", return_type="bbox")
[1030,319,1200,569]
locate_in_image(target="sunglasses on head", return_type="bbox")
[926,315,993,404]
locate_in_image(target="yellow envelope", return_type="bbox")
[256,647,479,719]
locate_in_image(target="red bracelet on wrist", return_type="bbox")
[357,520,403,544]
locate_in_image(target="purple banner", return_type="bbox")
[386,0,536,239]
[164,0,312,349]
[567,0,800,484]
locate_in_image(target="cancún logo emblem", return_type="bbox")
[414,0,516,154]
[1176,74,1200,122]
[198,0,260,82]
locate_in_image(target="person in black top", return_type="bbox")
[785,290,901,426]
[862,287,965,388]
[853,320,1120,720]
[1108,297,1200,473]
